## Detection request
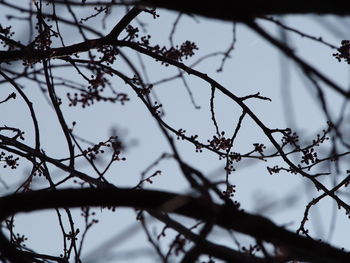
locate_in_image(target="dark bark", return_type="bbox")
[0,188,349,263]
[138,1,350,21]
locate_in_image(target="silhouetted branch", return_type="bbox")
[0,188,349,263]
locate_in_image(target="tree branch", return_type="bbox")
[0,188,349,263]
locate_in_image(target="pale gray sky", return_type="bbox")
[1,3,350,262]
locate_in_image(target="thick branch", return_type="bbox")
[0,188,349,263]
[47,1,350,19]
[138,1,350,20]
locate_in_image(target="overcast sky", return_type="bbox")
[1,3,350,262]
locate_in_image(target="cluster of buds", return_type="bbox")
[83,136,125,161]
[0,152,19,169]
[333,40,350,64]
[67,72,129,107]
[253,143,266,154]
[301,148,318,165]
[97,45,119,64]
[281,128,299,146]
[0,24,15,49]
[208,132,231,151]
[149,41,199,65]
[267,165,282,175]
[223,183,236,198]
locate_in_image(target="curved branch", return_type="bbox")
[48,1,350,19]
[0,6,143,63]
[0,188,349,263]
[246,20,350,99]
[113,40,350,211]
[137,1,350,19]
